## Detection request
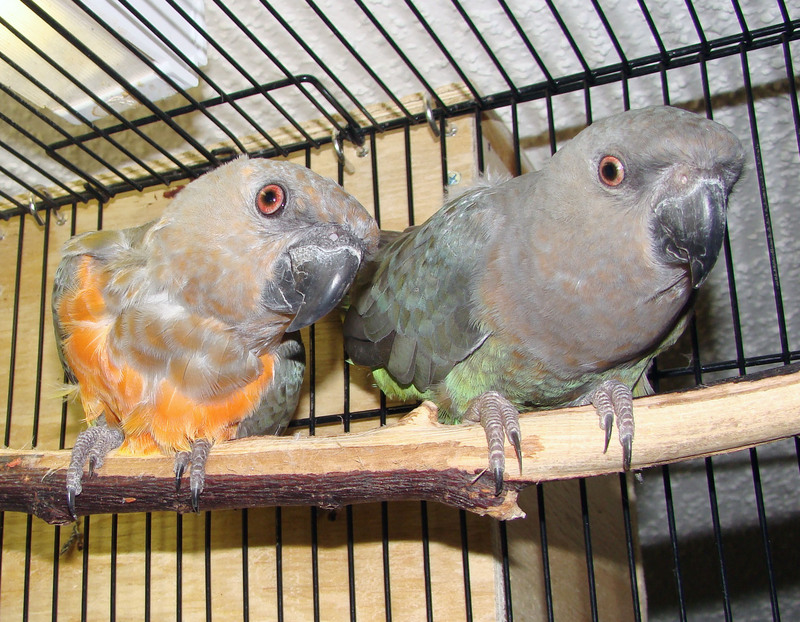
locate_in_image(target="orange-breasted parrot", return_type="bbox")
[54,156,379,514]
[344,106,745,492]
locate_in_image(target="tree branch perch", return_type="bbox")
[2,365,799,525]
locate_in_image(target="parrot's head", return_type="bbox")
[559,105,745,290]
[153,156,379,337]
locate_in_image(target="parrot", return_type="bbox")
[344,106,745,493]
[53,156,379,515]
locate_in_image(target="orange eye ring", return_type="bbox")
[598,155,625,187]
[256,184,287,215]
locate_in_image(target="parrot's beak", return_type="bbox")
[654,178,728,288]
[262,225,365,332]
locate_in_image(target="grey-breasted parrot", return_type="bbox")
[53,156,379,515]
[344,106,745,492]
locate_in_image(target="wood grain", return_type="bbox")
[0,114,641,621]
[3,364,798,525]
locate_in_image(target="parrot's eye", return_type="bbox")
[256,184,287,215]
[598,156,625,187]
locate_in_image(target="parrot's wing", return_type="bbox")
[345,189,493,391]
[61,222,153,262]
[51,225,153,385]
[52,251,84,385]
[236,332,305,438]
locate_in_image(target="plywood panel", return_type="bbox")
[0,116,639,621]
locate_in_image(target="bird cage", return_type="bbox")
[1,1,799,620]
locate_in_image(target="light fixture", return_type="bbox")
[1,0,207,123]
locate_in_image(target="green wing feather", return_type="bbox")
[345,187,495,397]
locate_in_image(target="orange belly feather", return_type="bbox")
[59,256,275,455]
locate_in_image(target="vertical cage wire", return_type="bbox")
[0,1,798,620]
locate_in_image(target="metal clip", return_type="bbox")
[27,193,44,226]
[423,94,456,139]
[424,93,440,138]
[332,131,355,174]
[52,206,67,226]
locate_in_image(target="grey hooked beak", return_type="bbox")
[654,179,728,288]
[262,226,365,331]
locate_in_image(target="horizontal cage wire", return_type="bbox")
[0,0,798,620]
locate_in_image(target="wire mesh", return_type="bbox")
[0,0,799,620]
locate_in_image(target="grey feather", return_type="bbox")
[236,332,305,437]
[346,187,496,391]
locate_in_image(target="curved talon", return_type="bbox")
[67,489,77,521]
[602,417,613,453]
[621,435,633,470]
[488,448,506,496]
[492,466,504,496]
[191,482,202,513]
[466,391,523,496]
[188,439,212,512]
[587,379,635,466]
[65,422,123,517]
[508,428,523,475]
[501,406,523,474]
[65,465,83,519]
[174,451,190,491]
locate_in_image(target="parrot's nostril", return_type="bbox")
[329,233,340,242]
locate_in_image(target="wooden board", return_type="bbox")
[0,116,640,621]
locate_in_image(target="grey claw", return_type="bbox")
[603,418,613,453]
[174,451,189,491]
[493,466,504,496]
[588,379,635,467]
[187,439,211,512]
[67,489,77,520]
[621,435,633,470]
[508,428,522,475]
[466,391,523,496]
[65,422,123,517]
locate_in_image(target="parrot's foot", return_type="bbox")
[585,379,634,469]
[174,439,212,512]
[66,423,124,519]
[465,391,522,495]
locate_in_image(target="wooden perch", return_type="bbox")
[2,365,799,525]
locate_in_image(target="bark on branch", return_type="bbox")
[2,365,799,525]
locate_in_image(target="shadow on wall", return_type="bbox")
[642,510,800,618]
